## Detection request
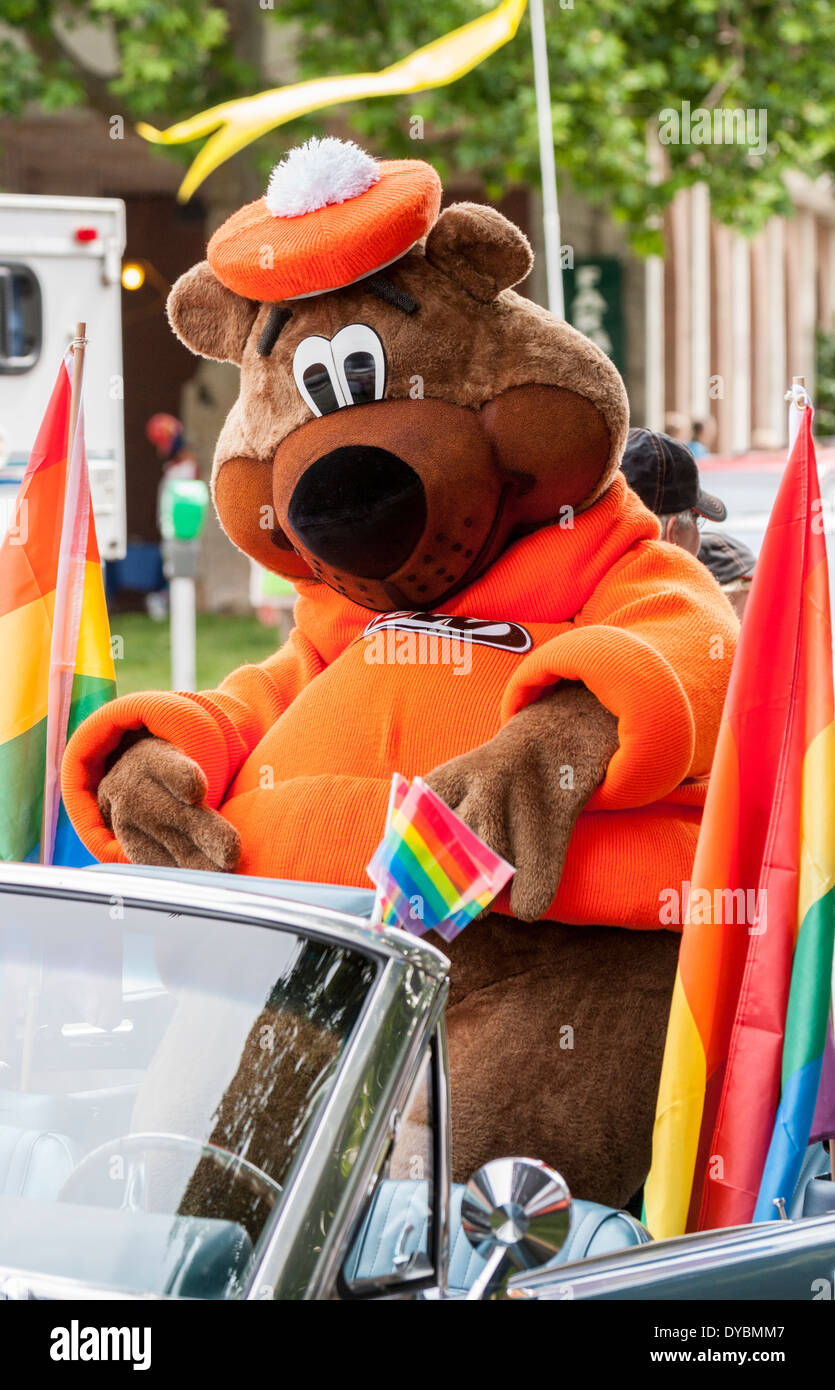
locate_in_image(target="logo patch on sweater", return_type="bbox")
[362,611,533,653]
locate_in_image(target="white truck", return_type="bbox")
[0,193,127,560]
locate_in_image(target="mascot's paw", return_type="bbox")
[425,683,619,921]
[97,736,241,873]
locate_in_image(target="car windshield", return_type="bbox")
[0,889,377,1298]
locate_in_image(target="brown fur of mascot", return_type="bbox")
[63,147,738,1208]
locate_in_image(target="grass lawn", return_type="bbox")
[111,611,280,695]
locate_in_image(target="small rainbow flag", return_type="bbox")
[0,349,116,866]
[644,404,835,1236]
[367,774,514,941]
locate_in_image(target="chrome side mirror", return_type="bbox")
[461,1157,571,1299]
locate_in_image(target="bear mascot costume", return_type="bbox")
[62,138,737,1209]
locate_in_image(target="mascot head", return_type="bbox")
[168,136,629,611]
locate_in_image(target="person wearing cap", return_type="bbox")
[621,427,756,617]
[620,427,727,555]
[698,530,757,619]
[146,411,200,532]
[146,412,199,481]
[143,413,201,618]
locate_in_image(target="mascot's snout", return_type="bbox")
[269,396,505,609]
[287,444,426,577]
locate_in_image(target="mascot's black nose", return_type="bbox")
[288,445,427,578]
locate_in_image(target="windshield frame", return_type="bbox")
[0,863,449,1301]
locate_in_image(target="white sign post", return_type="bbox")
[529,0,565,318]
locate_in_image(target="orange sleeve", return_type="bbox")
[61,625,325,861]
[500,540,738,811]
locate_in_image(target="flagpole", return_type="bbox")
[39,322,87,865]
[786,374,809,454]
[67,322,86,468]
[529,0,564,318]
[371,772,401,928]
[791,376,835,1192]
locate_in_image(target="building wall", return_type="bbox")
[659,177,835,453]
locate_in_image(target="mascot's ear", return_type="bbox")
[424,203,533,302]
[167,260,259,364]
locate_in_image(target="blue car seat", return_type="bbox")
[0,1126,77,1200]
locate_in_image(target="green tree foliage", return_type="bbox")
[278,0,835,252]
[0,0,251,125]
[2,0,834,251]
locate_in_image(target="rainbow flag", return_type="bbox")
[644,405,835,1236]
[367,774,514,940]
[0,348,115,866]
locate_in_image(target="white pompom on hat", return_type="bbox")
[265,137,380,218]
[207,136,442,302]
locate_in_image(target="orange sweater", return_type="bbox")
[62,473,737,928]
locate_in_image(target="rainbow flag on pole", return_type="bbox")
[644,403,835,1236]
[0,348,115,866]
[367,774,514,940]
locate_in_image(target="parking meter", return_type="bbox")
[160,479,209,691]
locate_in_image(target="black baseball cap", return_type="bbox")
[621,427,727,522]
[698,530,756,586]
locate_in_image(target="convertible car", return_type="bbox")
[0,861,834,1301]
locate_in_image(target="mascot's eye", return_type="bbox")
[341,351,376,405]
[293,334,344,417]
[292,325,387,417]
[302,362,341,416]
[331,324,386,405]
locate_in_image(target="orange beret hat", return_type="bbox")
[207,136,442,302]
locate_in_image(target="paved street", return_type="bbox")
[700,446,835,556]
[700,445,835,639]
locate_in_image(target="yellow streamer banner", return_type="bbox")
[137,0,528,202]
